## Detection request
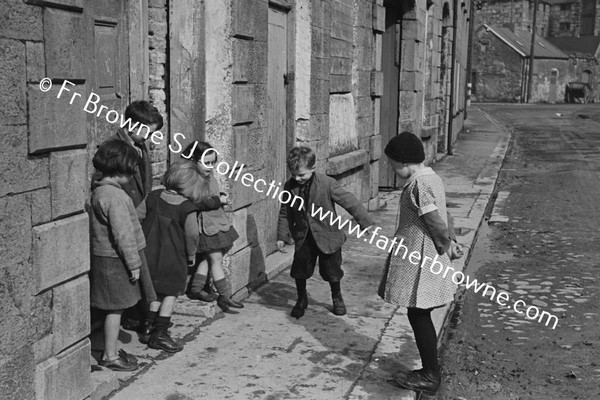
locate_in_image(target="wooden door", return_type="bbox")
[267,6,288,246]
[379,7,401,188]
[86,0,130,159]
[268,7,288,185]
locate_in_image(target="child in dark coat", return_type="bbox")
[90,140,157,371]
[138,162,200,353]
[277,146,374,318]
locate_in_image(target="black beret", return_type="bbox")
[384,132,425,164]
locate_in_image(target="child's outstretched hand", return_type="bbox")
[219,192,229,205]
[449,241,464,260]
[276,240,286,252]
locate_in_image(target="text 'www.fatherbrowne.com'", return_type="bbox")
[309,204,559,329]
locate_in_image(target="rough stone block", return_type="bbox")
[35,339,91,400]
[330,75,352,93]
[44,8,85,79]
[373,98,381,136]
[356,115,373,138]
[311,78,330,114]
[421,126,437,139]
[306,113,328,141]
[326,149,369,176]
[329,94,357,154]
[369,135,382,161]
[374,33,383,71]
[330,37,352,58]
[232,85,255,125]
[40,0,84,9]
[0,1,42,41]
[232,0,265,39]
[233,39,251,83]
[50,150,88,219]
[372,4,385,33]
[0,194,33,269]
[52,276,90,354]
[370,160,379,198]
[1,125,49,198]
[230,172,260,211]
[331,20,353,42]
[25,41,45,83]
[232,125,252,167]
[33,213,90,294]
[28,83,87,153]
[0,345,35,400]
[357,96,372,118]
[330,57,352,75]
[28,187,52,225]
[228,245,252,294]
[0,39,26,125]
[371,70,384,97]
[34,335,54,365]
[229,207,249,255]
[400,70,422,91]
[399,91,419,120]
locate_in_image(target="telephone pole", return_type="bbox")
[527,0,539,102]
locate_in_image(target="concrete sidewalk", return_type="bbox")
[91,107,511,400]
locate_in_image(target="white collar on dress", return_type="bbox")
[403,167,435,188]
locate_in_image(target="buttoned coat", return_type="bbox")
[277,172,374,254]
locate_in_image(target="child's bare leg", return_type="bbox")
[148,296,183,353]
[208,250,225,281]
[103,310,123,361]
[210,250,244,310]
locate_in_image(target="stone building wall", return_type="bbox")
[472,26,526,102]
[1,2,92,400]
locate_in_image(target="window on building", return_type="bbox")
[550,69,559,85]
[560,3,571,11]
[560,22,571,30]
[582,70,592,84]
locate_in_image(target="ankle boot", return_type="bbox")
[217,295,244,309]
[291,294,308,318]
[332,293,346,316]
[393,368,441,395]
[148,326,183,353]
[138,320,154,344]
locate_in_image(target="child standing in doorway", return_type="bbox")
[378,132,463,395]
[276,146,374,318]
[89,140,157,371]
[182,142,244,313]
[139,162,200,353]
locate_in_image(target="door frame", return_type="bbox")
[269,0,296,175]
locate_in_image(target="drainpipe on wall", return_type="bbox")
[447,0,459,155]
[464,0,475,119]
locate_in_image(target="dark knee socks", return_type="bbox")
[214,278,232,298]
[295,279,307,298]
[329,281,341,298]
[154,315,171,330]
[407,307,439,371]
[190,274,208,293]
[144,310,158,325]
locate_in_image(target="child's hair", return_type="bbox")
[162,161,205,203]
[287,146,316,171]
[93,140,139,177]
[181,141,217,163]
[125,100,164,130]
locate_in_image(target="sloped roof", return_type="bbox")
[548,36,600,58]
[483,24,569,59]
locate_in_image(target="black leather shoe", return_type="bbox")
[291,295,308,319]
[217,295,244,309]
[99,355,139,372]
[332,294,346,316]
[187,290,218,302]
[148,327,183,353]
[393,368,441,395]
[138,320,153,344]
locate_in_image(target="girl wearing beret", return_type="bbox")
[378,132,463,395]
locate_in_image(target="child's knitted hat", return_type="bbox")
[384,132,425,164]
